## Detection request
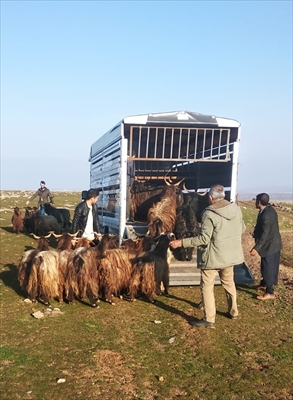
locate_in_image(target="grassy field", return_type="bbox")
[1,191,293,400]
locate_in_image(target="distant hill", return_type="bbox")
[238,192,293,202]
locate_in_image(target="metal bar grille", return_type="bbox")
[186,129,190,158]
[162,128,166,158]
[154,128,158,158]
[178,129,182,159]
[146,128,150,158]
[194,129,198,160]
[202,129,206,160]
[170,129,174,159]
[129,126,231,162]
[138,127,142,157]
[210,129,214,159]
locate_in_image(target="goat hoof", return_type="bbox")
[92,303,100,308]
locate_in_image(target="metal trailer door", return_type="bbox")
[230,128,241,202]
[119,133,128,241]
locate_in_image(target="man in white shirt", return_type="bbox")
[71,189,100,239]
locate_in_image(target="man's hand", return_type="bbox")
[169,239,182,249]
[250,248,258,257]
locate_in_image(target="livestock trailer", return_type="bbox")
[89,110,253,286]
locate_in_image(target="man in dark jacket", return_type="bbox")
[26,181,54,215]
[250,193,282,300]
[71,189,100,239]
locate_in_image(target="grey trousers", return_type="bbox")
[200,266,238,323]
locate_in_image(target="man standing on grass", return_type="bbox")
[26,180,54,215]
[170,184,245,329]
[71,188,100,240]
[250,193,282,301]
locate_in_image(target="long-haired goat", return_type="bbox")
[17,233,52,300]
[11,207,24,234]
[98,248,133,305]
[66,234,119,307]
[147,183,184,237]
[129,232,175,302]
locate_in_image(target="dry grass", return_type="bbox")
[0,192,293,400]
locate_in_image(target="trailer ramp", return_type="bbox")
[169,260,254,286]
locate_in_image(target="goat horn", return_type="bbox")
[44,232,52,239]
[182,182,192,192]
[173,178,185,187]
[67,232,79,237]
[132,231,146,238]
[70,229,82,236]
[30,233,41,239]
[163,175,171,186]
[51,232,63,238]
[197,190,209,197]
[152,232,165,240]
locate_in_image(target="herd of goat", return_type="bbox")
[11,204,71,236]
[17,231,174,307]
[12,184,207,307]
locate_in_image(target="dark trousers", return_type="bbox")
[260,251,280,294]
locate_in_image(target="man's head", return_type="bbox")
[255,193,269,209]
[86,188,99,205]
[40,181,46,187]
[208,184,225,204]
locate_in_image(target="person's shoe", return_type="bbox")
[254,285,267,291]
[225,313,238,320]
[190,318,215,329]
[257,293,276,301]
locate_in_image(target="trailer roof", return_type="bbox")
[90,110,241,160]
[123,111,240,128]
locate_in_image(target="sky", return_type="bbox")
[1,0,292,197]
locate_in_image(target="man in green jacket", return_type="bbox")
[170,184,245,328]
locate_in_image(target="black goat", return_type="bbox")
[43,203,71,229]
[24,208,60,236]
[174,202,199,261]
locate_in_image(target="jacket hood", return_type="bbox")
[207,200,239,220]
